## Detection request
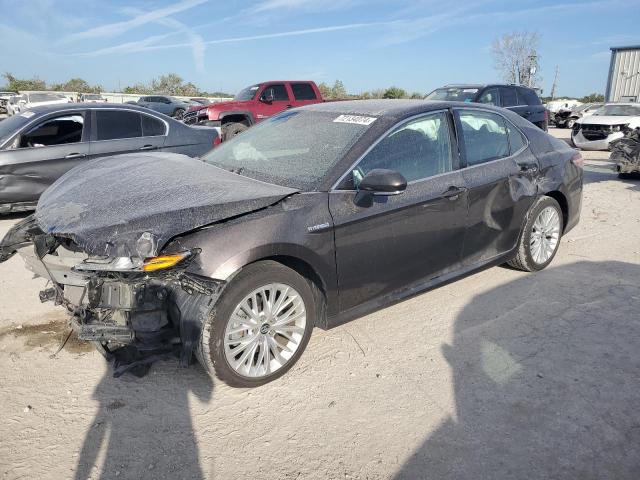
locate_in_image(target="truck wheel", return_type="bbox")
[222,122,248,141]
[565,118,576,129]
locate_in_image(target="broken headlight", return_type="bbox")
[73,251,193,273]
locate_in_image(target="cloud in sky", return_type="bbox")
[60,0,208,44]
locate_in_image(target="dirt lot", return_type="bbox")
[1,128,639,480]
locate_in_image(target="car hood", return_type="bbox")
[578,115,638,125]
[34,153,299,258]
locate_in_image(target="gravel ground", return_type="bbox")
[0,127,639,480]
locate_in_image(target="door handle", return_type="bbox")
[441,186,467,200]
[64,152,86,159]
[139,144,156,151]
[519,163,539,174]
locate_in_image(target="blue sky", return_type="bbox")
[1,0,639,97]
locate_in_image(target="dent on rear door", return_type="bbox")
[461,149,538,265]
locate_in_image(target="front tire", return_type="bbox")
[197,261,315,387]
[508,196,563,272]
[173,108,185,119]
[222,122,248,141]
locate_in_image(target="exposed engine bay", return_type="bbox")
[3,216,225,377]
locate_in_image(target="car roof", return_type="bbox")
[443,83,537,91]
[299,99,507,118]
[22,102,170,115]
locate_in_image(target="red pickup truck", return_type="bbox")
[183,80,325,141]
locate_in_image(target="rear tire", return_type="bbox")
[197,261,315,387]
[222,122,248,141]
[508,196,563,272]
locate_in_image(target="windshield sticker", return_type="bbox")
[333,115,377,126]
[463,89,478,93]
[20,111,36,118]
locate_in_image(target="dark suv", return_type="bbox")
[426,84,548,130]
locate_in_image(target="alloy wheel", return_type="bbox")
[530,206,561,264]
[224,283,307,378]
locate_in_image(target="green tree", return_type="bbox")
[579,93,605,103]
[317,82,333,99]
[383,86,407,99]
[331,80,347,99]
[410,91,424,99]
[2,72,46,91]
[50,78,102,93]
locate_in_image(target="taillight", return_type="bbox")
[570,152,584,168]
[213,136,221,147]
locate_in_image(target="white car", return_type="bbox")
[6,94,26,116]
[572,103,640,151]
[79,93,106,103]
[14,92,70,113]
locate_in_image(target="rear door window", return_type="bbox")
[457,110,510,166]
[517,87,541,106]
[505,120,526,153]
[141,114,166,136]
[499,87,518,107]
[19,113,84,148]
[96,110,142,140]
[291,83,317,101]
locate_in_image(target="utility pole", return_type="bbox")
[550,66,559,100]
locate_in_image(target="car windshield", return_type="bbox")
[0,113,31,146]
[234,85,260,101]
[593,104,640,116]
[425,87,478,102]
[202,110,374,189]
[28,93,60,103]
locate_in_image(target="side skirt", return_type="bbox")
[323,250,516,330]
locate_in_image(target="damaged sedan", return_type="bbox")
[0,100,583,387]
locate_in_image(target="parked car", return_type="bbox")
[554,103,604,129]
[79,93,106,103]
[6,94,25,116]
[133,95,190,119]
[189,98,211,105]
[10,92,71,112]
[0,91,18,113]
[426,84,549,130]
[183,80,326,140]
[0,103,219,213]
[571,103,640,150]
[0,100,583,386]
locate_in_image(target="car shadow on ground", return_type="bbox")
[394,260,640,479]
[74,361,213,480]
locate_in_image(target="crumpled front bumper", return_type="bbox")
[2,217,225,373]
[572,130,624,151]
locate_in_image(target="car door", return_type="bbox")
[454,108,538,266]
[329,111,468,312]
[256,84,292,120]
[89,109,165,159]
[0,110,89,205]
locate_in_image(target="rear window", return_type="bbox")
[291,83,317,101]
[96,110,142,140]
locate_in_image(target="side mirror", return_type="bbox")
[355,169,407,204]
[261,89,275,103]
